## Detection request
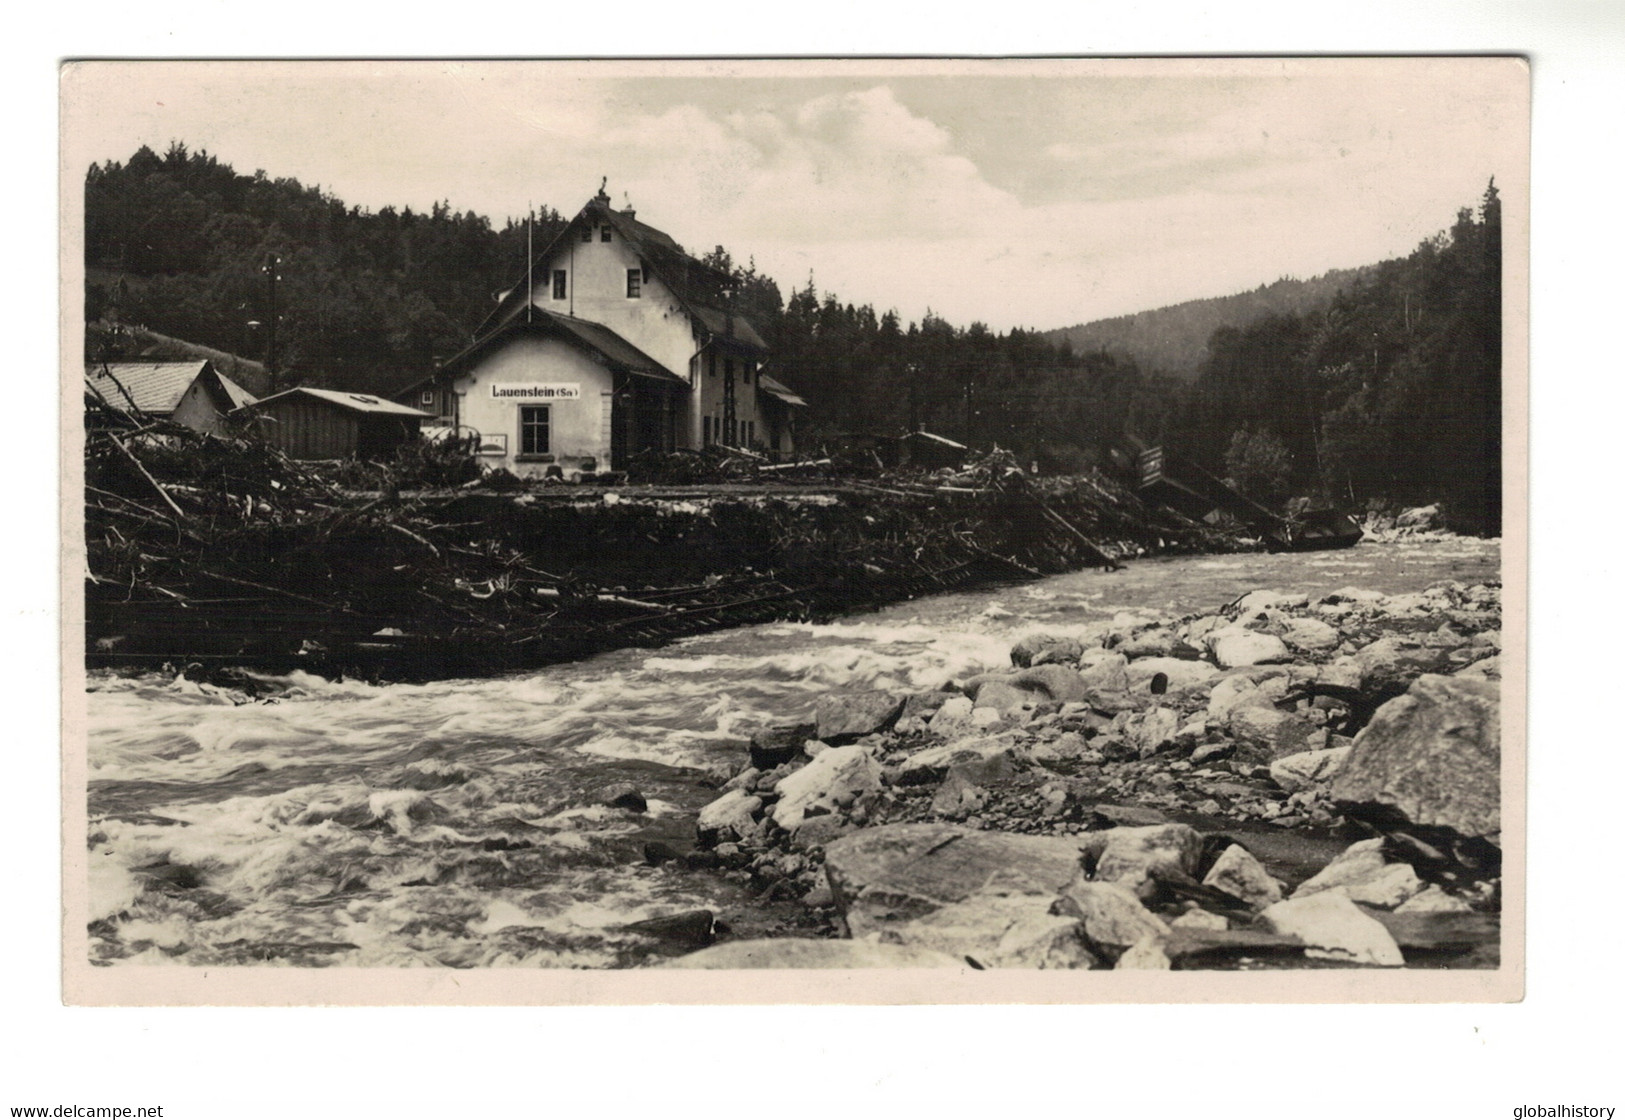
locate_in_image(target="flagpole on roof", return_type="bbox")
[526,202,533,323]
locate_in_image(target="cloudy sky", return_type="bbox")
[63,58,1525,332]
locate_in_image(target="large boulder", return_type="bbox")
[1115,628,1193,660]
[664,938,965,969]
[1010,633,1085,668]
[1127,706,1181,758]
[1078,823,1203,900]
[771,744,884,832]
[823,823,1089,937]
[1201,844,1282,909]
[1126,657,1220,693]
[1012,664,1092,705]
[1077,652,1130,693]
[1330,674,1500,840]
[696,789,763,845]
[1207,672,1290,721]
[1206,628,1292,669]
[894,734,1022,785]
[814,690,904,743]
[749,723,816,770]
[1260,891,1405,966]
[880,893,1096,969]
[1228,706,1317,761]
[1292,837,1388,898]
[1282,616,1342,652]
[928,695,976,737]
[1234,589,1310,612]
[1351,636,1455,694]
[1056,880,1170,958]
[973,680,1039,718]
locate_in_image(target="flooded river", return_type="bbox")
[84,535,1499,967]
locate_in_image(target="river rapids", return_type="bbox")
[84,536,1499,968]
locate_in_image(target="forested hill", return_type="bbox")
[1040,266,1374,381]
[84,142,566,395]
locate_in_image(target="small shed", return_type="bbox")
[756,373,809,459]
[238,387,431,460]
[85,360,260,435]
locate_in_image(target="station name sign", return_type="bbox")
[491,383,581,400]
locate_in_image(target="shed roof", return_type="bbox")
[209,369,260,410]
[758,373,809,408]
[244,387,432,417]
[905,429,969,450]
[85,361,208,414]
[443,309,689,388]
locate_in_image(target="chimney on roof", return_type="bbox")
[594,176,610,204]
[621,192,635,221]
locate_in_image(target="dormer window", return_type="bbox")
[601,226,612,243]
[626,269,642,298]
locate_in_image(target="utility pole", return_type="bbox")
[263,254,282,389]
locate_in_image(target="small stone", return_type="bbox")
[1171,908,1230,932]
[931,771,987,819]
[592,782,649,813]
[1394,885,1476,914]
[970,707,1005,728]
[1115,933,1172,969]
[664,939,965,969]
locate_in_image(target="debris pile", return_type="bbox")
[673,578,1503,969]
[83,405,1258,680]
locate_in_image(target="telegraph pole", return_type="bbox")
[263,254,282,389]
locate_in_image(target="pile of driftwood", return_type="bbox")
[82,397,1255,681]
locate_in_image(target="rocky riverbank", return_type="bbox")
[670,575,1503,969]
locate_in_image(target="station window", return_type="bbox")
[552,270,567,300]
[626,269,641,298]
[420,390,435,406]
[520,405,551,455]
[702,416,711,445]
[580,226,592,243]
[601,226,612,242]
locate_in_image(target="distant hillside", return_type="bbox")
[1042,266,1376,380]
